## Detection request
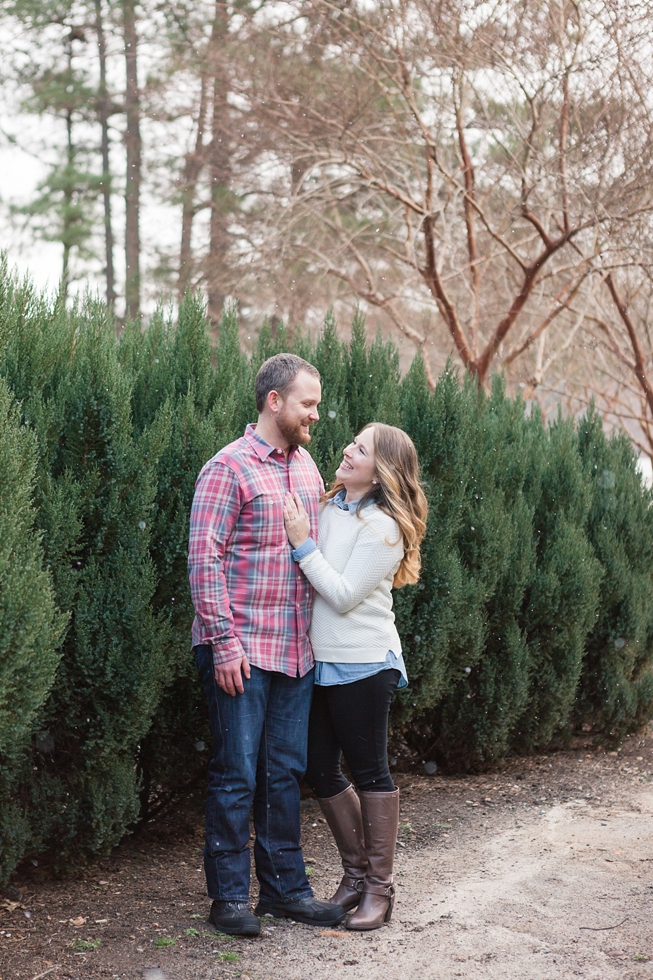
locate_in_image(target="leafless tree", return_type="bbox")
[240,0,653,388]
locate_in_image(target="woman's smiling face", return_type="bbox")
[336,426,377,501]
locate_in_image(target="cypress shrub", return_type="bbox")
[0,284,173,869]
[0,379,66,882]
[395,368,540,767]
[1,266,653,878]
[0,379,65,753]
[575,409,653,735]
[514,416,602,750]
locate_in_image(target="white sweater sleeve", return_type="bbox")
[298,516,403,613]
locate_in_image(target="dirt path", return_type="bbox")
[3,731,653,980]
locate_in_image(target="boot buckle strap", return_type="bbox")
[342,875,365,893]
[363,882,395,898]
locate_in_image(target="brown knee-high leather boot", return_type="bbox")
[346,788,399,930]
[318,785,367,911]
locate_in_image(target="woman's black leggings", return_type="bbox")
[305,669,400,798]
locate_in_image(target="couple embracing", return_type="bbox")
[188,353,427,937]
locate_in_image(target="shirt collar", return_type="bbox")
[330,488,361,513]
[243,423,307,463]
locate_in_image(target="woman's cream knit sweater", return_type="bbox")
[298,501,404,663]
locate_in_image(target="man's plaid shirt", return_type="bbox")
[188,424,324,677]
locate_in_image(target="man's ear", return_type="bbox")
[267,389,281,414]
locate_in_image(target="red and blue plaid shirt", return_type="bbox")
[188,424,324,677]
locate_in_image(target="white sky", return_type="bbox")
[0,125,63,291]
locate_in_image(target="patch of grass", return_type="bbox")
[434,822,452,829]
[71,938,101,952]
[203,930,235,941]
[153,936,176,948]
[214,951,240,962]
[305,865,314,877]
[184,927,199,936]
[634,954,650,962]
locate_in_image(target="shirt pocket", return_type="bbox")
[247,491,286,548]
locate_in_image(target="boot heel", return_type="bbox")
[384,894,394,923]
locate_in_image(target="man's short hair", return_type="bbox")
[255,353,320,413]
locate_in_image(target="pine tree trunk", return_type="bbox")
[61,105,73,303]
[95,0,116,312]
[206,1,231,326]
[122,0,141,322]
[178,73,209,300]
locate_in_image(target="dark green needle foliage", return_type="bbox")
[395,369,540,767]
[575,408,653,736]
[0,378,66,882]
[513,415,602,751]
[1,264,653,881]
[0,274,171,870]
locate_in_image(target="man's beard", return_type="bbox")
[277,409,312,446]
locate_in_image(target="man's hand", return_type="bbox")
[283,492,311,548]
[215,655,251,696]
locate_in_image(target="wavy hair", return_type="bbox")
[324,423,428,588]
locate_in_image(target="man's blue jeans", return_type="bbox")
[195,645,315,903]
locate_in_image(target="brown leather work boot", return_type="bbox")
[318,785,367,911]
[346,787,399,930]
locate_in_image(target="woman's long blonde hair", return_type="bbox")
[324,423,428,588]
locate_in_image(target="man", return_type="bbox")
[189,353,345,937]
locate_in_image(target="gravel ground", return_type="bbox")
[2,727,653,980]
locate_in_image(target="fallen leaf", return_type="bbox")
[70,916,87,927]
[319,929,348,938]
[1,900,24,913]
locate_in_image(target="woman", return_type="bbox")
[283,422,427,930]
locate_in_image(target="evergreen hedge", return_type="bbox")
[1,262,653,881]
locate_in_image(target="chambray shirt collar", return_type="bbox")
[244,423,307,463]
[330,488,362,514]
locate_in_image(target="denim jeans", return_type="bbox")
[195,645,315,903]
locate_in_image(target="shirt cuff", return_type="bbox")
[211,636,246,667]
[292,537,317,561]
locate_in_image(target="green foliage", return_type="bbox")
[395,369,540,766]
[0,375,66,882]
[515,416,602,750]
[0,379,66,754]
[1,265,653,881]
[575,409,653,735]
[0,275,172,871]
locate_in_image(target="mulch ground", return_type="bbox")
[2,727,652,980]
